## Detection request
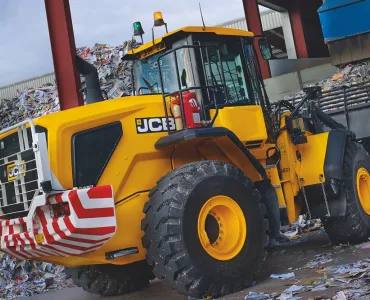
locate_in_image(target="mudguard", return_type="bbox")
[324,129,353,181]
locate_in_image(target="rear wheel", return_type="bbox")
[141,161,267,298]
[323,142,370,244]
[65,260,154,296]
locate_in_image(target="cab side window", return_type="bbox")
[200,42,250,106]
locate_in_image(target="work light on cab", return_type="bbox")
[152,11,168,42]
[133,21,144,36]
[154,12,165,27]
[133,21,144,44]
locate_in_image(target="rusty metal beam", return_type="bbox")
[288,0,308,58]
[258,0,289,11]
[44,0,83,110]
[243,0,271,79]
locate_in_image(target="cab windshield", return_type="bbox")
[133,47,196,95]
[132,36,259,107]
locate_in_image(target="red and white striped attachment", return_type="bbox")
[0,185,116,259]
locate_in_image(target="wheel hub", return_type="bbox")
[197,195,247,261]
[357,167,370,215]
[205,214,220,244]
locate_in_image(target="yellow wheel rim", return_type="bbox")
[357,167,370,215]
[197,195,247,261]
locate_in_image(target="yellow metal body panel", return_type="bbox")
[298,133,328,186]
[210,106,267,146]
[126,26,254,57]
[276,115,329,223]
[277,116,302,223]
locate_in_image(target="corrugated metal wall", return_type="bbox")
[260,10,282,31]
[0,73,56,100]
[218,10,282,32]
[220,17,248,31]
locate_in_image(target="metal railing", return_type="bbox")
[275,81,370,139]
[282,81,370,113]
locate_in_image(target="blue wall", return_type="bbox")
[318,0,370,42]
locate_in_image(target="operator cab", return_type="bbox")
[123,20,272,135]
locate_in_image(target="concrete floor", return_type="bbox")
[25,232,370,300]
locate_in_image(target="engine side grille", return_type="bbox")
[0,125,47,218]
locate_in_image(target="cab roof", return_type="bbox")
[123,26,254,59]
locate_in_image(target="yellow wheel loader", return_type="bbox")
[1,17,370,299]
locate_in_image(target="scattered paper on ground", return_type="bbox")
[270,272,295,280]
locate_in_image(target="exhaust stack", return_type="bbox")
[75,56,104,104]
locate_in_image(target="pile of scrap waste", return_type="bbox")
[284,61,370,102]
[0,40,135,131]
[0,253,73,299]
[280,215,322,243]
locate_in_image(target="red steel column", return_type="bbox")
[44,0,83,110]
[289,0,309,58]
[243,0,271,79]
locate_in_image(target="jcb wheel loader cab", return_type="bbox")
[142,161,267,298]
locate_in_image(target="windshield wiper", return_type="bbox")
[142,77,158,93]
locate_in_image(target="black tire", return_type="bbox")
[65,260,154,296]
[362,138,370,154]
[141,161,267,298]
[323,142,370,244]
[254,180,280,240]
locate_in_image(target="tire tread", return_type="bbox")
[65,261,153,296]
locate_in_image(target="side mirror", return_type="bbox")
[258,38,272,60]
[181,69,188,88]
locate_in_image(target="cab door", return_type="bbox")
[194,36,268,146]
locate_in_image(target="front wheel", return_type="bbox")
[323,142,370,244]
[141,161,268,298]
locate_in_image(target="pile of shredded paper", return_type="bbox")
[0,253,74,299]
[284,61,370,102]
[0,40,135,130]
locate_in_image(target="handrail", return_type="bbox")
[157,44,229,132]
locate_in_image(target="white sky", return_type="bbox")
[0,0,267,87]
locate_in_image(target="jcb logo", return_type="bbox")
[7,161,26,181]
[149,60,163,70]
[136,117,176,134]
